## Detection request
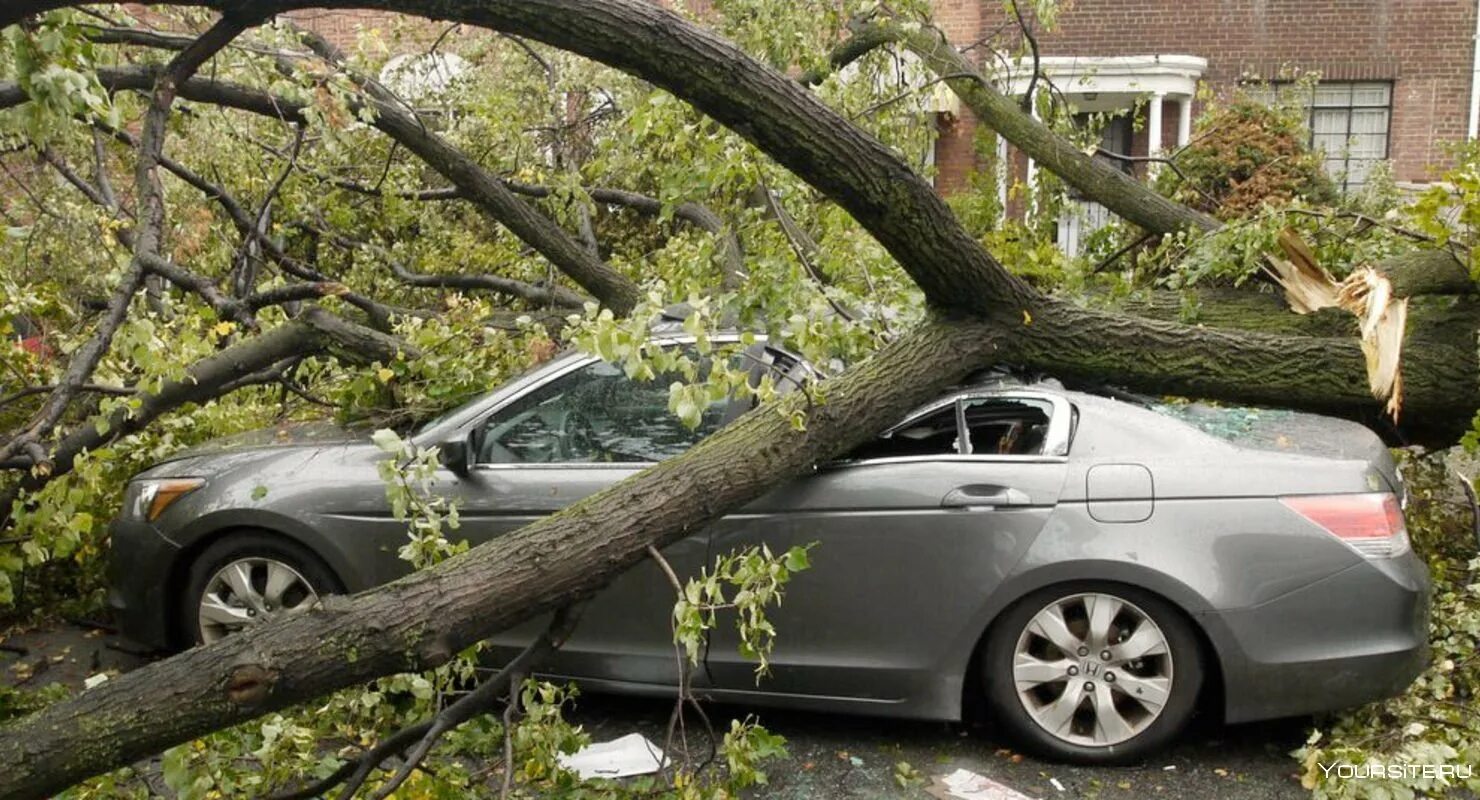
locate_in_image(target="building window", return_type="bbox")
[1309,82,1391,193]
[1254,81,1392,193]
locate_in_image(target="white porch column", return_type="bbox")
[1147,92,1165,155]
[1176,96,1193,147]
[1145,92,1165,179]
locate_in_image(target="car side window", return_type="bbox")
[846,396,1055,460]
[476,359,728,465]
[960,397,1053,455]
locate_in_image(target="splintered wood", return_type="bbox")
[1264,228,1406,420]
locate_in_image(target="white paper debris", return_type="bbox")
[1049,776,1066,792]
[927,768,1040,800]
[82,673,109,689]
[557,733,666,779]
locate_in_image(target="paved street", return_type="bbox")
[568,693,1309,800]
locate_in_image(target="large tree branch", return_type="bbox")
[821,17,1219,236]
[0,5,1476,798]
[1014,301,1475,443]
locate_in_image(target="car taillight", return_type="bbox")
[1281,492,1410,559]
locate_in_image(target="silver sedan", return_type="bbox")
[108,338,1429,763]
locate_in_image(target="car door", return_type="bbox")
[702,392,1072,707]
[451,353,731,688]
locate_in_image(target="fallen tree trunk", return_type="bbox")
[0,313,1004,800]
[1112,287,1480,343]
[1374,248,1474,297]
[1022,299,1477,444]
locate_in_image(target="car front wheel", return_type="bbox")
[983,583,1203,764]
[181,533,340,645]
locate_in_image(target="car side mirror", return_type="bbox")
[439,435,475,478]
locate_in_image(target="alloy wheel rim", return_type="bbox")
[198,557,319,643]
[1012,592,1174,747]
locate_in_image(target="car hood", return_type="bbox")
[152,422,365,467]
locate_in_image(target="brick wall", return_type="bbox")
[948,0,1477,189]
[279,8,402,49]
[931,0,986,193]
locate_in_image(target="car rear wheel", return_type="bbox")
[982,583,1202,764]
[181,533,341,645]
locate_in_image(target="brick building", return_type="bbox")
[933,0,1479,205]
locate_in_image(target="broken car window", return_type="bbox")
[845,396,1054,460]
[961,397,1053,456]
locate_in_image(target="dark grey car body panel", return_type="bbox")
[109,351,1428,726]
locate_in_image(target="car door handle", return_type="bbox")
[941,485,1031,509]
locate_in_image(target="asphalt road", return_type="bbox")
[567,692,1310,800]
[2,622,1310,799]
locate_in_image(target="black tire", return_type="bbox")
[179,532,342,647]
[981,581,1203,764]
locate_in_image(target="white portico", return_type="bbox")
[998,55,1207,254]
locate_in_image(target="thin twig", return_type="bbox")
[0,383,133,411]
[272,607,581,800]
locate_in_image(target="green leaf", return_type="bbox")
[370,428,403,453]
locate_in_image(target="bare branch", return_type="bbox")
[137,252,256,326]
[0,13,264,467]
[758,183,860,322]
[1007,0,1041,114]
[244,281,350,311]
[269,606,582,800]
[96,121,401,328]
[0,308,411,492]
[38,147,115,212]
[313,224,588,308]
[289,24,642,314]
[0,383,133,412]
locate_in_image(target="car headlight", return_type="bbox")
[126,478,205,522]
